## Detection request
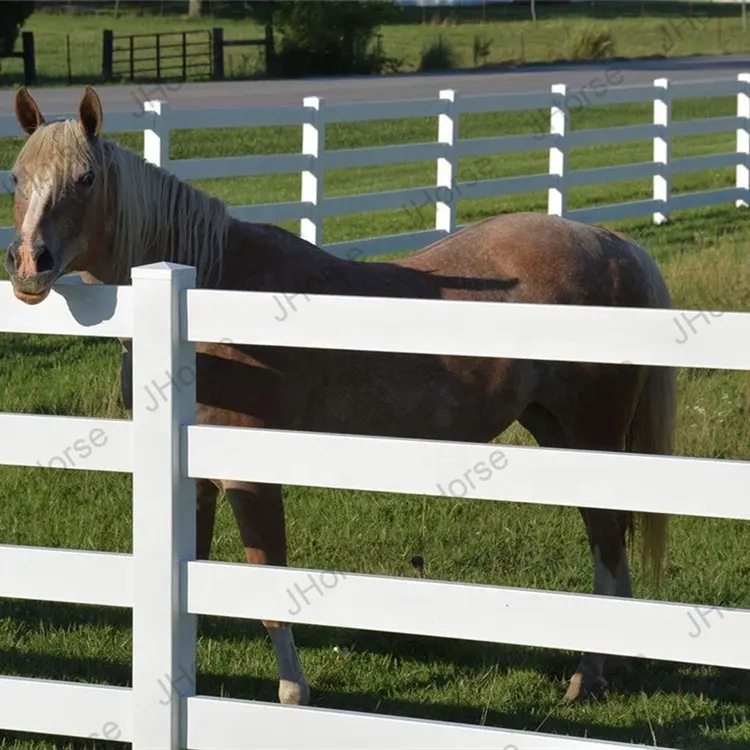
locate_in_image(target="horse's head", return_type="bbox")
[8,86,108,304]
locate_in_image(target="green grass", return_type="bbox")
[4,1,750,86]
[1,94,750,748]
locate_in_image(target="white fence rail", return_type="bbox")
[0,265,749,749]
[1,74,749,255]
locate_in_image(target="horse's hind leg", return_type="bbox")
[562,408,640,702]
[517,403,633,702]
[564,507,632,702]
[223,479,309,706]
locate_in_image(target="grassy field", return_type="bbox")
[3,1,750,86]
[0,89,750,748]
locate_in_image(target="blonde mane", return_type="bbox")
[14,119,230,287]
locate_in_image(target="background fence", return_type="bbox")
[0,258,749,749]
[1,77,750,748]
[1,73,750,255]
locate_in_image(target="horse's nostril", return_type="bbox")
[7,239,20,262]
[35,245,55,274]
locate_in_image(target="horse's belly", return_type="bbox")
[294,353,530,442]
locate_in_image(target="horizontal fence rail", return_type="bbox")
[184,289,746,369]
[0,266,747,749]
[185,562,750,672]
[0,677,133,744]
[186,424,750,521]
[0,71,748,750]
[0,546,132,607]
[0,413,132,472]
[184,696,670,750]
[1,73,749,252]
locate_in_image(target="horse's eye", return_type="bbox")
[77,170,94,187]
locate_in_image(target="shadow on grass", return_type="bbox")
[2,599,749,726]
[0,645,748,750]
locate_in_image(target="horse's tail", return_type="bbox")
[624,243,677,591]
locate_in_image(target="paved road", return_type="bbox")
[2,53,750,116]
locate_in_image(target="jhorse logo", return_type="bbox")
[660,12,714,55]
[272,291,312,322]
[686,604,725,639]
[142,337,234,412]
[132,80,183,116]
[286,570,348,616]
[36,426,108,469]
[673,310,724,345]
[436,449,508,498]
[532,67,625,141]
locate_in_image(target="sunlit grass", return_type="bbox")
[0,93,749,749]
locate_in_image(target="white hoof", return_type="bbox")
[279,678,310,705]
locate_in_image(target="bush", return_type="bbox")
[0,1,34,59]
[567,25,615,61]
[419,35,459,71]
[472,33,492,67]
[247,0,402,77]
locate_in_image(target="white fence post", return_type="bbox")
[436,89,458,235]
[300,96,325,247]
[548,83,568,218]
[143,99,171,170]
[131,262,197,750]
[653,78,671,225]
[736,72,750,208]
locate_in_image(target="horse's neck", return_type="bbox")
[222,220,337,293]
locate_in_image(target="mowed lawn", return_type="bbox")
[0,92,749,749]
[4,2,750,85]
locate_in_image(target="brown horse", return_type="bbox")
[7,86,675,708]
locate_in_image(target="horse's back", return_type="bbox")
[395,212,667,310]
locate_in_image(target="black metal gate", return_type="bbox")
[103,29,212,82]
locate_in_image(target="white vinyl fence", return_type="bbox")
[0,77,750,749]
[0,261,750,749]
[1,73,750,255]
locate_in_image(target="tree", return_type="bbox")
[0,1,35,59]
[246,0,401,77]
[188,0,203,18]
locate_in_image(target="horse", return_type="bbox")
[6,85,676,708]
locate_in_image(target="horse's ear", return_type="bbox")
[15,86,45,136]
[78,85,103,140]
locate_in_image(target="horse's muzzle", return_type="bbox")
[12,287,52,305]
[6,236,60,304]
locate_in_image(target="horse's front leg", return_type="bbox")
[222,479,309,706]
[123,345,308,702]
